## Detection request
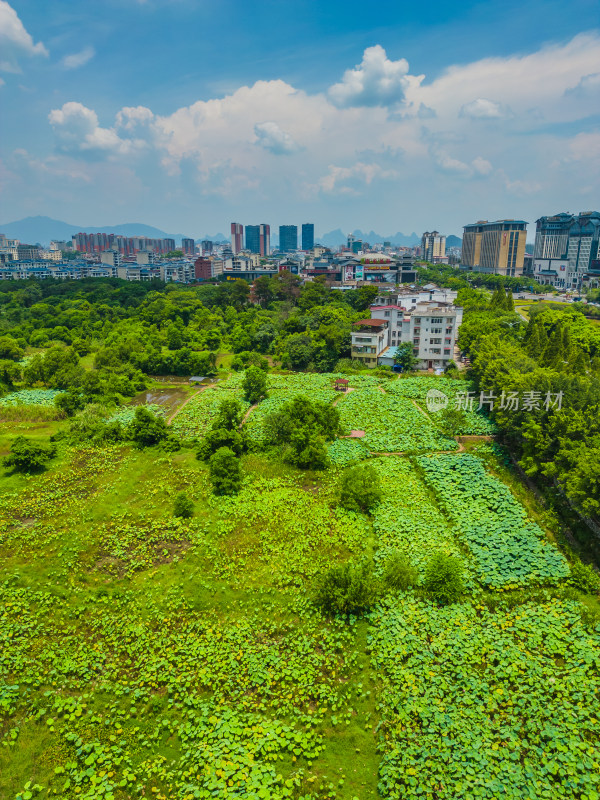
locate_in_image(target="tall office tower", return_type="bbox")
[565,212,600,287]
[259,224,270,256]
[201,240,213,254]
[181,238,195,255]
[461,220,527,277]
[279,225,298,252]
[533,212,600,290]
[245,225,260,254]
[421,231,446,262]
[231,222,244,254]
[301,223,315,251]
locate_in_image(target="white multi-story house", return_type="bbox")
[351,301,462,370]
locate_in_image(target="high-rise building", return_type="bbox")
[245,225,260,254]
[279,225,298,253]
[194,257,212,280]
[201,240,213,254]
[533,211,600,290]
[421,231,446,262]
[461,220,527,277]
[181,238,195,255]
[259,224,270,257]
[231,223,244,255]
[301,223,314,251]
[247,224,270,256]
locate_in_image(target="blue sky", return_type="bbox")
[1,0,599,238]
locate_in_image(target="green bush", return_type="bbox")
[339,464,382,513]
[173,492,194,518]
[209,446,242,496]
[127,406,168,448]
[569,560,600,595]
[3,436,57,473]
[382,551,417,591]
[314,559,380,616]
[423,552,464,605]
[242,365,268,404]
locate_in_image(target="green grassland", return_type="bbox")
[1,373,599,800]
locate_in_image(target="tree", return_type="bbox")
[3,436,56,473]
[242,365,268,404]
[173,492,194,518]
[196,397,247,460]
[127,406,168,447]
[394,343,419,371]
[165,250,184,258]
[314,559,380,616]
[0,336,24,361]
[253,276,275,307]
[263,395,340,469]
[339,464,382,513]
[209,447,242,495]
[55,390,86,417]
[423,552,464,605]
[436,406,467,436]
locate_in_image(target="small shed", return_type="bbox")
[334,378,349,392]
[189,376,207,385]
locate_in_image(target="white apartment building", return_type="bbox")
[373,287,459,309]
[351,301,462,370]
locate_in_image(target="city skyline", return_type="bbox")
[1,1,599,237]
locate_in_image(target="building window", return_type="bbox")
[444,349,451,355]
[431,317,443,324]
[414,317,421,323]
[414,327,420,334]
[430,348,441,354]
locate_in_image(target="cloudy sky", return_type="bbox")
[0,0,599,238]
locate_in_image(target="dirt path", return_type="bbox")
[241,403,257,426]
[332,387,356,407]
[167,386,208,424]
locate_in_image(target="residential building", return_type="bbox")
[231,223,244,255]
[100,249,122,269]
[461,220,527,276]
[533,211,600,290]
[194,257,212,280]
[16,244,40,261]
[351,318,389,366]
[279,225,298,253]
[181,238,195,255]
[370,302,461,370]
[421,231,446,262]
[136,250,155,265]
[201,239,213,254]
[301,223,315,251]
[39,250,62,261]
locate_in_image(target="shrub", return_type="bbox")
[423,552,464,605]
[3,436,57,473]
[209,446,242,496]
[339,464,382,513]
[436,406,467,436]
[127,406,168,447]
[382,550,418,591]
[569,560,600,595]
[314,559,380,616]
[173,492,194,518]
[55,390,86,417]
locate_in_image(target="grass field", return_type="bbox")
[1,372,598,800]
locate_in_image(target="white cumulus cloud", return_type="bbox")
[48,102,142,157]
[0,0,48,73]
[328,45,421,108]
[61,46,95,70]
[254,121,300,154]
[459,98,507,119]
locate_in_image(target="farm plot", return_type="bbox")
[370,596,600,800]
[208,474,372,587]
[0,581,360,800]
[336,387,457,453]
[370,457,469,581]
[171,386,250,440]
[0,389,61,406]
[417,454,569,588]
[387,377,497,435]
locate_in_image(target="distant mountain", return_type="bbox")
[317,228,421,248]
[446,235,462,248]
[0,216,192,246]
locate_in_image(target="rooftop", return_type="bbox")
[355,318,388,327]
